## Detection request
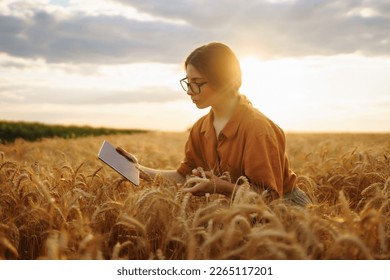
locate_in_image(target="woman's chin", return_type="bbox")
[191,99,209,109]
[195,103,207,109]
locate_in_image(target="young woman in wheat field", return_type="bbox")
[118,42,311,206]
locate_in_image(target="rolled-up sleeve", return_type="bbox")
[177,136,196,176]
[176,124,202,176]
[243,131,287,197]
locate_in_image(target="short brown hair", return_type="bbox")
[185,42,242,92]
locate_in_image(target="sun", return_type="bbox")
[240,56,264,90]
[239,55,309,130]
[240,55,282,112]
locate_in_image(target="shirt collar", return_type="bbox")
[200,110,214,138]
[200,94,249,139]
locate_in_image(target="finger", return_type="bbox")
[116,147,129,158]
[127,153,138,164]
[192,169,201,176]
[184,183,206,196]
[203,171,214,178]
[116,147,138,163]
[183,188,204,196]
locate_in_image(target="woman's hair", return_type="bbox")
[185,42,242,92]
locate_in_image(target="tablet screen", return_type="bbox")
[98,140,140,185]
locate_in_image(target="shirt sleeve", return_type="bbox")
[176,126,199,176]
[243,130,287,197]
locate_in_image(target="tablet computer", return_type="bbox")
[98,140,140,185]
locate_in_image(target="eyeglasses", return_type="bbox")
[180,78,208,94]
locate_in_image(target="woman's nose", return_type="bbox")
[186,87,195,95]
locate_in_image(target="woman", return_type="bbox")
[118,42,311,206]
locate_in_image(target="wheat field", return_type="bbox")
[0,132,389,260]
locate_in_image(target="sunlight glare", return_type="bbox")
[240,56,309,128]
[240,55,390,132]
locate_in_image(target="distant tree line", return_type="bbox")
[0,120,147,143]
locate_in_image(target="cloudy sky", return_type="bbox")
[0,0,389,132]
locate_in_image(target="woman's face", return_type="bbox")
[185,64,220,109]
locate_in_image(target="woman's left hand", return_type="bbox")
[183,170,235,196]
[182,170,214,196]
[184,180,215,196]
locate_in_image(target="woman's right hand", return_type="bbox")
[116,146,138,164]
[116,146,153,181]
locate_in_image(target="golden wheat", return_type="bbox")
[0,132,389,260]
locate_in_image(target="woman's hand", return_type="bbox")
[116,146,151,181]
[183,170,236,196]
[116,146,186,184]
[116,146,138,163]
[184,179,215,196]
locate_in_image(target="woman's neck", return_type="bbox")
[212,92,239,121]
[211,92,239,136]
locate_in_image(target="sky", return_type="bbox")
[0,0,389,133]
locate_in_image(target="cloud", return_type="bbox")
[0,85,186,105]
[0,11,200,64]
[114,0,390,57]
[0,0,389,66]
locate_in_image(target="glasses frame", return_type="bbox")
[180,78,208,94]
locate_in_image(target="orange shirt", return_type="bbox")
[177,94,296,197]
